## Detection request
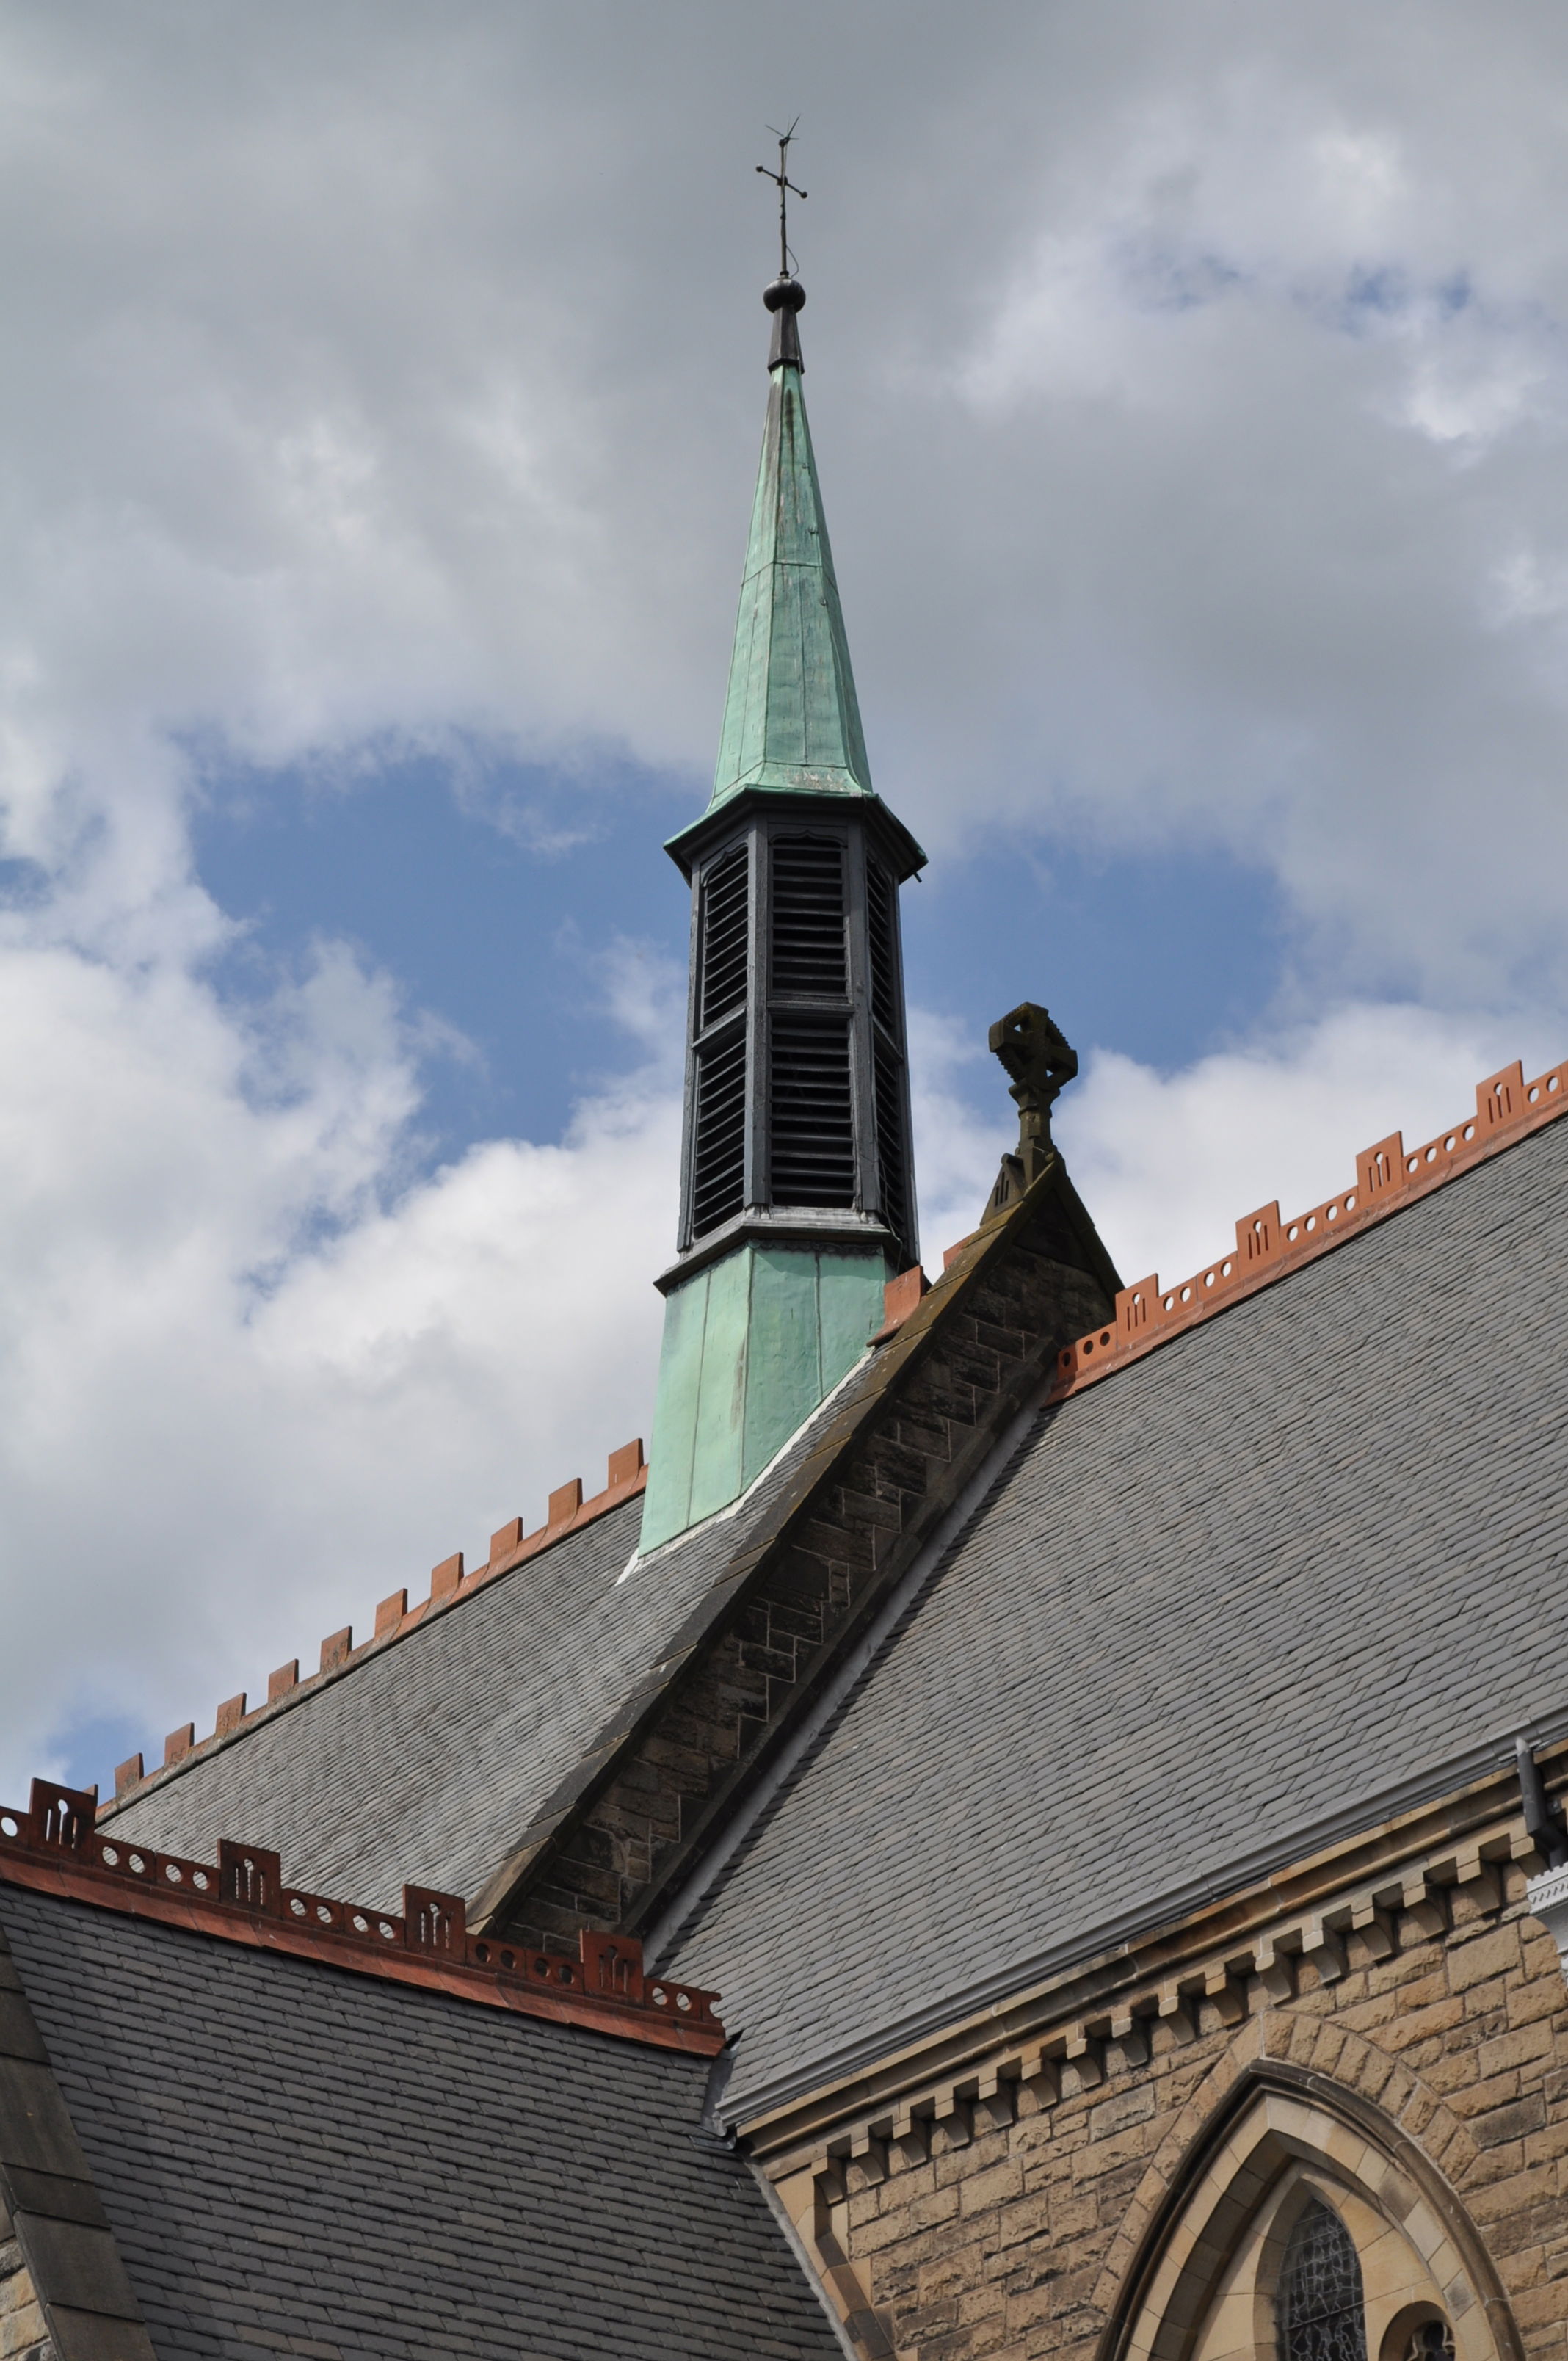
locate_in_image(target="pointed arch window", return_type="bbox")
[1278,2199,1368,2361]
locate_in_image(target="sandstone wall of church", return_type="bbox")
[780,1865,1568,2361]
[0,2233,48,2361]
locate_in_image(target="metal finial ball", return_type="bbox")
[763,276,806,313]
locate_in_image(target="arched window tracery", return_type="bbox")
[1107,2078,1514,2361]
[1277,2199,1368,2361]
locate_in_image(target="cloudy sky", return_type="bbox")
[2,0,1566,1804]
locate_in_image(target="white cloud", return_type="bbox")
[1,4,1568,1000]
[8,965,1536,1807]
[2,4,1568,1802]
[913,994,1558,1301]
[0,928,680,1802]
[1058,1000,1562,1289]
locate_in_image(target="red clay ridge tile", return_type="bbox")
[4,1777,722,2055]
[1050,1054,1568,1404]
[319,1627,352,1675]
[98,1439,651,1813]
[873,1264,930,1342]
[489,1516,524,1561]
[606,1437,645,1489]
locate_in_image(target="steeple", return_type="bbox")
[705,275,874,811]
[639,255,926,1555]
[667,272,919,873]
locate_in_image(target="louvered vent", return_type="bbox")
[771,838,846,997]
[873,1034,912,1247]
[865,861,898,1034]
[698,844,749,1028]
[691,1029,748,1236]
[771,1015,856,1206]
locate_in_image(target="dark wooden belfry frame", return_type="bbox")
[668,788,921,1278]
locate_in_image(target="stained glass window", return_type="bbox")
[1406,2321,1454,2361]
[1277,2199,1368,2361]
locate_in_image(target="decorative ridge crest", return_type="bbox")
[102,1439,648,1816]
[1,1775,721,2055]
[872,1056,1568,1378]
[1045,1054,1566,1399]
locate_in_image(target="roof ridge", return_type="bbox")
[1040,1053,1567,1399]
[7,1773,721,2053]
[101,1437,648,1816]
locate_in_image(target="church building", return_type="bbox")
[2,244,1567,2361]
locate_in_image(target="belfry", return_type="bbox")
[639,266,926,1550]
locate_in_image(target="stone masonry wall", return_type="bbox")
[0,2235,49,2361]
[790,1863,1568,2361]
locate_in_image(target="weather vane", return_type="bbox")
[755,119,806,278]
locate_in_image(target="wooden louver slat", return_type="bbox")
[771,838,847,998]
[691,1028,748,1236]
[697,844,749,1028]
[771,1014,856,1206]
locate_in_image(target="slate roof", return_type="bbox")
[106,1371,884,1914]
[0,1882,839,2361]
[666,1112,1568,2119]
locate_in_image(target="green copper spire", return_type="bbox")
[641,250,924,1559]
[707,278,874,811]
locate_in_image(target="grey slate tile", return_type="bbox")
[104,1379,881,1914]
[0,1887,839,2361]
[668,1117,1568,2114]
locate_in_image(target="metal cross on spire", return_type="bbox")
[755,119,806,278]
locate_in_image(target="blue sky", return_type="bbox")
[191,744,1293,1175]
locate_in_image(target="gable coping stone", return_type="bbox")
[471,1156,1118,1948]
[0,1907,157,2361]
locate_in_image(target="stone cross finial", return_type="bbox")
[984,1001,1078,1220]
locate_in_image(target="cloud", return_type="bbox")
[1058,999,1563,1288]
[1,4,1567,1006]
[7,962,1536,1807]
[913,991,1559,1293]
[2,4,1568,1803]
[0,782,1542,1816]
[0,927,681,1802]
